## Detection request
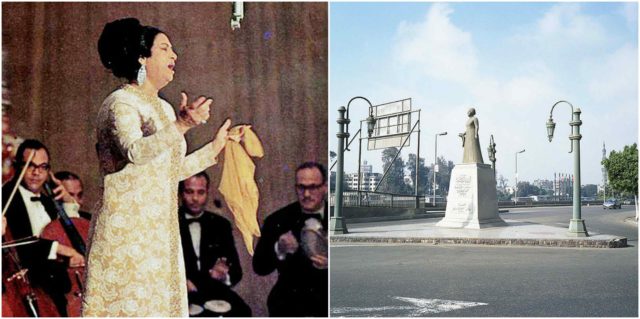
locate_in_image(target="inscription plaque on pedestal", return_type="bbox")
[436,163,506,229]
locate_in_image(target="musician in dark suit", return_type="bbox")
[53,171,92,220]
[178,172,251,317]
[2,139,85,316]
[253,162,328,317]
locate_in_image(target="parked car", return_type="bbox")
[603,199,621,209]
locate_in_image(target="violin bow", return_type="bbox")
[2,149,36,217]
[2,237,39,249]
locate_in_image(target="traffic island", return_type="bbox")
[330,219,627,248]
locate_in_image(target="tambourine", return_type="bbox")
[204,300,232,314]
[300,218,327,259]
[189,304,204,316]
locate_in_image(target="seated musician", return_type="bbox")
[53,171,91,220]
[252,161,328,317]
[178,172,251,317]
[2,139,85,316]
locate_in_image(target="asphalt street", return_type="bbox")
[330,205,638,317]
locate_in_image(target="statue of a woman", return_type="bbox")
[460,107,484,164]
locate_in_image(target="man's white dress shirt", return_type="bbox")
[17,185,80,259]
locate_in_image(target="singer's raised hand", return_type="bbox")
[176,91,212,132]
[212,119,233,152]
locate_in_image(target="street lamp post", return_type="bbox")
[332,107,349,235]
[546,100,588,237]
[332,97,376,235]
[432,132,447,207]
[356,107,377,206]
[488,134,497,176]
[514,149,525,204]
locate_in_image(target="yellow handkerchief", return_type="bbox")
[218,125,264,255]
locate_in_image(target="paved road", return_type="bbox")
[330,205,638,317]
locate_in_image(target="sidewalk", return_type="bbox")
[331,218,628,248]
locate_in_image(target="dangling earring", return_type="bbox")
[137,65,146,85]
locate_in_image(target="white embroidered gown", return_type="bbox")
[82,85,218,316]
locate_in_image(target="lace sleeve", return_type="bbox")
[178,142,219,180]
[110,101,183,165]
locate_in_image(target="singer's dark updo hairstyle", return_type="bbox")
[98,18,163,81]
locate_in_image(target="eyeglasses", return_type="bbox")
[24,162,51,172]
[295,183,324,194]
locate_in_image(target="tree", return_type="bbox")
[379,147,411,194]
[329,151,337,166]
[496,189,511,201]
[581,184,598,198]
[517,181,541,197]
[497,174,508,191]
[407,153,430,195]
[602,143,638,197]
[434,156,455,196]
[494,174,510,200]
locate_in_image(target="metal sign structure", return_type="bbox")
[368,98,412,150]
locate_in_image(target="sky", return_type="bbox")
[329,2,638,187]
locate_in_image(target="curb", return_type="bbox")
[331,236,628,249]
[345,209,510,224]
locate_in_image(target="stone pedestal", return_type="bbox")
[436,163,506,229]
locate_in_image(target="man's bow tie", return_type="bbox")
[186,215,203,224]
[30,196,42,202]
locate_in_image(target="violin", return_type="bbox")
[3,150,89,317]
[2,151,60,317]
[39,182,90,317]
[2,226,60,317]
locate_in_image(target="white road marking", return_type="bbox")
[331,306,415,317]
[331,296,488,317]
[394,296,488,316]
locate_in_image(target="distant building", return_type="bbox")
[554,173,573,199]
[362,160,372,174]
[345,172,359,190]
[345,161,383,192]
[533,179,553,192]
[529,195,552,201]
[363,173,382,191]
[599,142,608,194]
